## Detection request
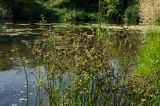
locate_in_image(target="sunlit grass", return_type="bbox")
[125,30,160,105]
[134,30,160,77]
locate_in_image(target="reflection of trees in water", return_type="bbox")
[0,42,32,71]
[110,29,142,73]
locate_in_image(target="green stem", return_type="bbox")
[23,63,29,106]
[98,0,102,27]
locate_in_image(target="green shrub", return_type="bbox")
[0,5,12,20]
[124,5,139,25]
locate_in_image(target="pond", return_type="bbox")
[0,23,144,106]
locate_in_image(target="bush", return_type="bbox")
[0,5,12,20]
[124,5,139,25]
[155,11,160,25]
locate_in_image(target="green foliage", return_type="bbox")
[102,0,124,23]
[57,9,97,22]
[0,0,140,24]
[124,5,139,25]
[127,31,160,105]
[57,0,98,12]
[10,1,59,21]
[135,31,160,77]
[98,0,139,24]
[0,0,99,22]
[0,4,12,20]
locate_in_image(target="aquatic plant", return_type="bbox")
[28,1,160,105]
[31,23,145,105]
[32,27,111,105]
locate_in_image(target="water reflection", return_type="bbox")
[0,67,36,106]
[0,41,32,71]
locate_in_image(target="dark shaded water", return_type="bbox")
[0,24,143,106]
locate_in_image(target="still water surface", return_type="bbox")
[0,37,47,106]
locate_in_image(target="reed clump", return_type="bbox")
[32,26,142,105]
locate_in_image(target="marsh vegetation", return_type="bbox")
[0,0,160,106]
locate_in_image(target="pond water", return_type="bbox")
[0,23,143,106]
[0,40,48,106]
